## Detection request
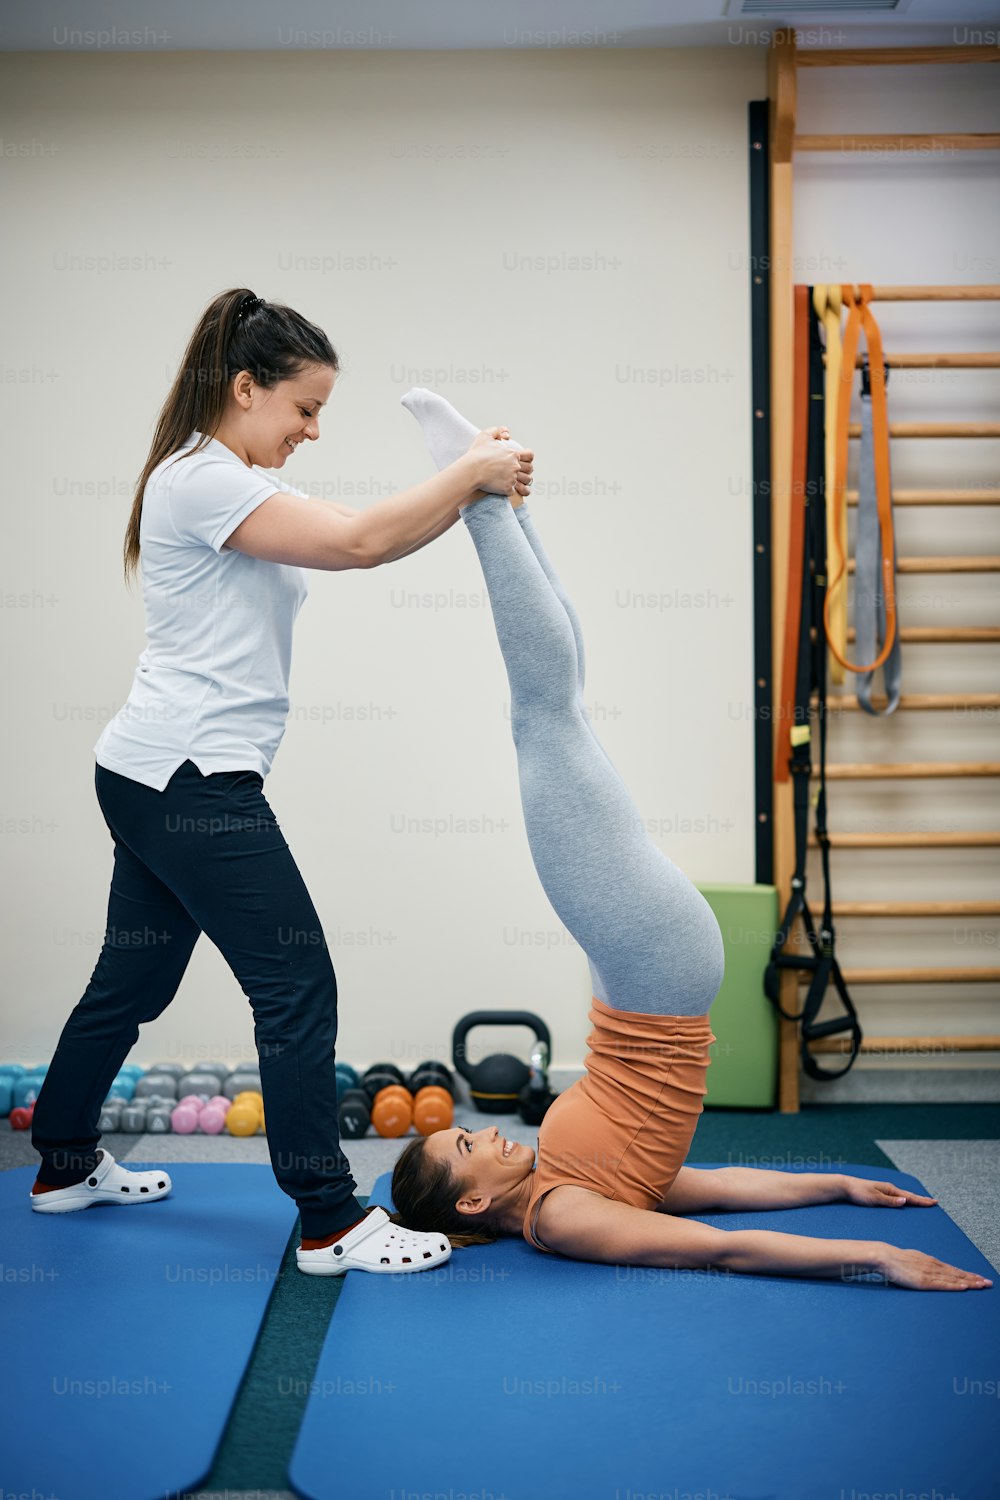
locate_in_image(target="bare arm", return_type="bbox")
[538,1187,990,1291]
[324,498,463,562]
[658,1166,940,1215]
[656,1165,846,1214]
[539,1186,880,1279]
[381,503,464,563]
[226,434,531,571]
[226,457,482,571]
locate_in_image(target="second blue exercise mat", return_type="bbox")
[0,1162,297,1500]
[289,1163,998,1500]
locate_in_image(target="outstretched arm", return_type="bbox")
[537,1186,990,1291]
[657,1165,846,1213]
[657,1165,939,1215]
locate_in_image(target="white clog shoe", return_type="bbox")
[295,1205,452,1276]
[29,1149,172,1213]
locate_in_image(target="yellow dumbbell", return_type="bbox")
[226,1101,261,1137]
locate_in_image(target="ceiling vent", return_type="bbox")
[727,0,914,14]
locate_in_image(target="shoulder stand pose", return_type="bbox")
[28,290,533,1278]
[392,389,991,1296]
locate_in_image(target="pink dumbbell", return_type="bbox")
[171,1099,202,1134]
[199,1104,227,1135]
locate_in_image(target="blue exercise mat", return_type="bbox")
[0,1163,297,1500]
[289,1163,999,1500]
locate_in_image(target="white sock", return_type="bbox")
[400,386,522,477]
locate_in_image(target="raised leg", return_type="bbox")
[460,494,725,1016]
[400,386,623,781]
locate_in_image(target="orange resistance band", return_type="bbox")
[825,283,898,674]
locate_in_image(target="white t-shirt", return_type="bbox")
[94,431,309,791]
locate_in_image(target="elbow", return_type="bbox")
[712,1230,744,1273]
[337,521,382,571]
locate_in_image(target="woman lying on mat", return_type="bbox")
[392,390,991,1296]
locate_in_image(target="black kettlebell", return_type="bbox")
[452,1010,558,1124]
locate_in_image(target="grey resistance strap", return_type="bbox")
[855,360,902,716]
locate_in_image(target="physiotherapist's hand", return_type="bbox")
[841,1175,938,1208]
[466,428,532,497]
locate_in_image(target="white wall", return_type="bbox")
[1,47,995,1080]
[1,48,761,1074]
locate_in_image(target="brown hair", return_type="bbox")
[123,287,339,587]
[388,1134,506,1249]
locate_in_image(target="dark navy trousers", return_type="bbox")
[30,758,366,1238]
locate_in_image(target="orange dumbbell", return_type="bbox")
[413,1085,454,1136]
[371,1084,413,1138]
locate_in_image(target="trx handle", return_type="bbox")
[824,283,898,675]
[765,919,864,1082]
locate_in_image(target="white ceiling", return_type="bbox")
[2,0,1000,51]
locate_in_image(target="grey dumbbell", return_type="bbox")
[223,1071,261,1101]
[179,1071,223,1097]
[200,1062,231,1081]
[120,1101,148,1132]
[134,1073,179,1100]
[99,1099,125,1131]
[149,1062,187,1081]
[145,1103,173,1133]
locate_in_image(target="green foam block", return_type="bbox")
[695,883,779,1109]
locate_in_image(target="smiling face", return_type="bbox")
[221,361,337,470]
[423,1123,536,1219]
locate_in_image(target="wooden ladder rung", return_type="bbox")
[796,134,1000,152]
[847,354,1000,369]
[846,627,1000,642]
[817,693,1000,711]
[845,555,1000,574]
[816,762,1000,779]
[815,762,1000,786]
[797,967,1000,983]
[798,49,1000,69]
[809,1035,1000,1056]
[807,831,1000,848]
[847,421,1000,437]
[845,489,1000,504]
[832,901,1000,916]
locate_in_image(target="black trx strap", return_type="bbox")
[765,288,864,1081]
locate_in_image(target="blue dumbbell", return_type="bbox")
[13,1077,42,1109]
[0,1078,13,1117]
[335,1063,359,1094]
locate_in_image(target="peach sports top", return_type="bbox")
[522,995,716,1254]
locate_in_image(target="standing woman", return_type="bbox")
[28,288,532,1277]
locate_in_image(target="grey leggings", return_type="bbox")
[461,494,725,1017]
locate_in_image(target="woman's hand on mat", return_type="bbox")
[842,1177,938,1209]
[465,429,533,498]
[877,1244,992,1292]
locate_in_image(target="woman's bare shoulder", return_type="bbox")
[535,1184,609,1244]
